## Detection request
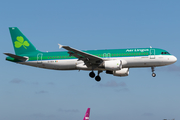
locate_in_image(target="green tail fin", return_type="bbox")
[9,27,39,55]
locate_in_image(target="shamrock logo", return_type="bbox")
[14,36,30,49]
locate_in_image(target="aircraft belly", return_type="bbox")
[47,60,77,70]
[54,60,77,70]
[123,56,165,68]
[21,60,78,70]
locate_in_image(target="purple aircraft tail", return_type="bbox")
[83,108,90,120]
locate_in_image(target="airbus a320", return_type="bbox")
[4,27,177,82]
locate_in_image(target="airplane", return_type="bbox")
[83,108,90,120]
[4,27,177,82]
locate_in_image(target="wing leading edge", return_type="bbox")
[61,45,103,68]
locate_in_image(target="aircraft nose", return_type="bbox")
[171,55,177,63]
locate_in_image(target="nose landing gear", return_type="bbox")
[152,73,156,77]
[151,67,156,77]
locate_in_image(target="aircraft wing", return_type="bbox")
[62,45,103,67]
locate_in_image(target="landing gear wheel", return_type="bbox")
[151,67,156,77]
[152,73,156,77]
[89,72,95,78]
[95,75,101,82]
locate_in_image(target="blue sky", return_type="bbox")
[0,0,180,120]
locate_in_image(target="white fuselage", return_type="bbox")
[19,55,177,71]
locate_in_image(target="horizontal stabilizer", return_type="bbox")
[4,53,28,61]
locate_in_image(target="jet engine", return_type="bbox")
[106,68,129,77]
[113,68,129,76]
[103,60,122,70]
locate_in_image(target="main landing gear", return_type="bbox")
[89,71,102,82]
[151,67,156,77]
[89,71,95,78]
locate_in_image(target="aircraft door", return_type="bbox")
[150,49,155,59]
[37,53,43,63]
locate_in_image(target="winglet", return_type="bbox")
[83,108,90,120]
[58,44,63,49]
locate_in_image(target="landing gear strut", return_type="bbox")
[151,67,156,77]
[95,71,103,82]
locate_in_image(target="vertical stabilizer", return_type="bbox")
[9,27,39,55]
[83,108,90,120]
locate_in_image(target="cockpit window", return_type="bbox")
[161,52,170,55]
